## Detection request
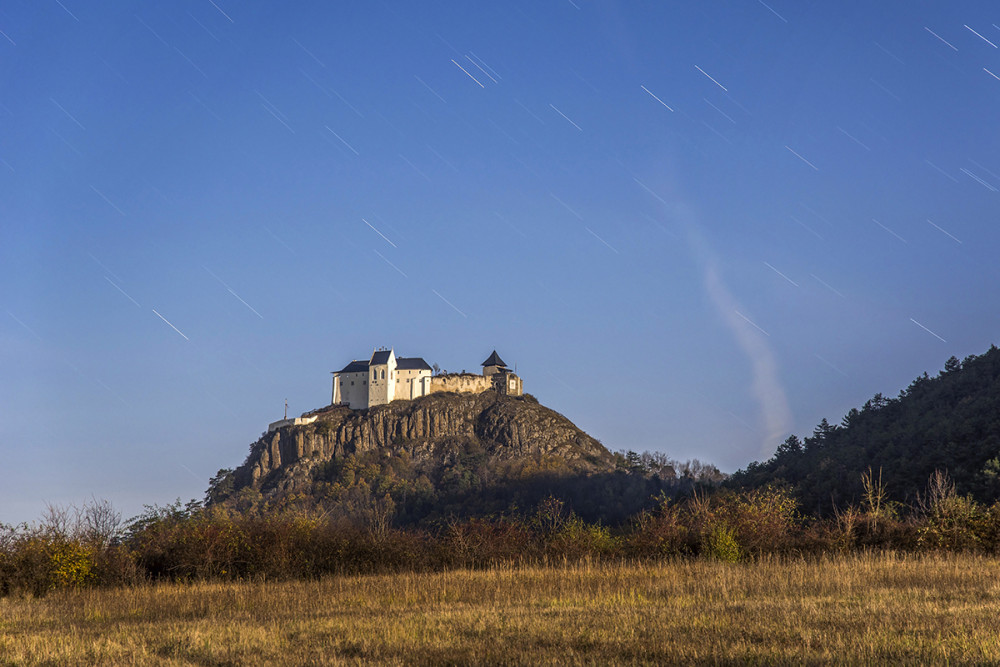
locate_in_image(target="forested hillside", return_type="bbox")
[731,345,1000,514]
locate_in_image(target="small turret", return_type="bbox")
[481,350,508,377]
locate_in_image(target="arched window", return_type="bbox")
[381,369,386,379]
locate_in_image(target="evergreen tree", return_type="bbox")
[774,435,803,460]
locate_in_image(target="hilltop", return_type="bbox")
[731,345,1000,513]
[206,390,679,524]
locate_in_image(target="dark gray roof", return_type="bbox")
[481,350,507,368]
[397,357,432,371]
[337,350,429,373]
[335,360,369,374]
[370,350,393,365]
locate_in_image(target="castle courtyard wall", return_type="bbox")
[429,374,493,395]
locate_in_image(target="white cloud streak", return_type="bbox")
[703,260,793,458]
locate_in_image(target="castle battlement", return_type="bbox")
[331,348,522,410]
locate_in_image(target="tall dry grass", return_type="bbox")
[3,552,1000,665]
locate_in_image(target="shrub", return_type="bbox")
[48,540,96,588]
[439,518,534,568]
[704,524,742,562]
[546,516,618,562]
[623,502,691,558]
[721,486,799,555]
[683,486,799,557]
[916,471,985,552]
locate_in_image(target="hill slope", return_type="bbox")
[209,390,655,523]
[731,345,1000,513]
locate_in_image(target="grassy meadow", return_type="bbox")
[3,553,1000,665]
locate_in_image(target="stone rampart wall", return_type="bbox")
[429,374,493,395]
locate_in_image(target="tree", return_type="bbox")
[80,498,122,547]
[861,467,890,532]
[981,457,1000,495]
[369,493,396,542]
[841,408,861,429]
[774,435,803,460]
[206,469,235,505]
[813,418,838,442]
[862,393,889,413]
[804,419,837,451]
[943,356,961,374]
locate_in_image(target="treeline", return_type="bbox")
[6,468,1000,597]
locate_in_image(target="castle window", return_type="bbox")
[381,369,385,379]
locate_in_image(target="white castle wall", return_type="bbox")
[333,371,369,410]
[399,368,432,399]
[267,415,318,433]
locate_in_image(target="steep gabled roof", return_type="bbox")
[370,349,393,365]
[335,360,369,374]
[481,350,507,368]
[397,357,432,371]
[336,350,429,373]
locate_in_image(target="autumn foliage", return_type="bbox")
[6,469,1000,597]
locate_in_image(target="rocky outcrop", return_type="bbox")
[229,391,614,496]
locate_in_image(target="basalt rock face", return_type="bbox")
[229,391,615,497]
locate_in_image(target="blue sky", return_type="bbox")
[2,1,999,524]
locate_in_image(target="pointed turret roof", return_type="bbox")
[481,350,507,368]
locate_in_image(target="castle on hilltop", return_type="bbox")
[331,348,522,410]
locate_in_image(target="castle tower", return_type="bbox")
[481,350,508,377]
[368,347,397,406]
[481,350,522,396]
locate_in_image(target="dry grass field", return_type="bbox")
[3,552,1000,665]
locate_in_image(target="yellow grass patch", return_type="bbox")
[3,553,1000,664]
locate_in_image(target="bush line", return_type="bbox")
[3,471,998,596]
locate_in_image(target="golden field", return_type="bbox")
[3,553,1000,665]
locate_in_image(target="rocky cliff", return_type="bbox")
[227,390,615,498]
